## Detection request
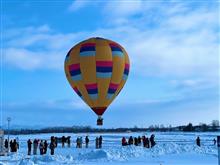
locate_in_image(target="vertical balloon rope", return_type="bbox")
[0,0,3,128]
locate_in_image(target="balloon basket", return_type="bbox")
[97,117,103,126]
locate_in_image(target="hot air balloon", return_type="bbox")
[64,37,130,125]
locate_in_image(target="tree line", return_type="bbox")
[3,120,219,135]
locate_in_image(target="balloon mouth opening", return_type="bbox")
[91,107,107,116]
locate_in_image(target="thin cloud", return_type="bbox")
[68,0,90,12]
[3,2,219,80]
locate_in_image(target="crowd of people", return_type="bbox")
[75,135,103,149]
[3,134,218,156]
[4,138,19,152]
[122,134,156,148]
[61,136,71,148]
[27,136,56,155]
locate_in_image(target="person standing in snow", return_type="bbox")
[99,136,103,148]
[213,138,216,146]
[4,139,8,150]
[27,139,32,155]
[39,140,44,155]
[122,137,127,146]
[146,137,150,148]
[85,136,89,148]
[50,141,56,155]
[142,136,146,147]
[55,137,58,148]
[67,136,71,148]
[33,139,38,155]
[62,136,65,148]
[134,137,138,146]
[76,137,79,148]
[95,137,99,149]
[138,136,142,145]
[150,134,156,148]
[79,137,83,148]
[44,140,48,154]
[13,139,18,152]
[196,136,201,147]
[9,140,13,152]
[128,136,133,145]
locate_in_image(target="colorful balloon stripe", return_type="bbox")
[79,51,96,56]
[69,64,80,71]
[96,61,113,67]
[109,83,119,89]
[85,83,97,89]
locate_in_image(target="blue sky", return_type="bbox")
[1,1,219,128]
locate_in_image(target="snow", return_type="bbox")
[0,132,218,165]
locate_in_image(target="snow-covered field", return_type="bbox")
[0,132,219,165]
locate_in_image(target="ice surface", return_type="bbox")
[0,132,218,165]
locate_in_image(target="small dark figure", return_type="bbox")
[12,139,18,152]
[85,136,89,148]
[213,138,216,146]
[4,139,8,149]
[67,136,71,148]
[134,137,138,146]
[50,141,55,155]
[14,140,18,152]
[128,136,133,145]
[76,137,80,148]
[142,136,146,147]
[95,137,99,149]
[33,139,38,155]
[122,137,127,146]
[27,139,32,155]
[138,136,141,145]
[79,137,83,148]
[55,137,58,148]
[150,134,156,148]
[146,137,150,148]
[99,136,103,148]
[44,140,48,154]
[39,140,44,155]
[196,136,201,147]
[61,136,65,148]
[10,140,13,152]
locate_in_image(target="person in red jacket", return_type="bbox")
[122,137,127,146]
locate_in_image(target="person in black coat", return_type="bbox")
[150,134,156,148]
[138,136,141,145]
[10,140,13,152]
[85,136,89,148]
[67,136,71,148]
[44,140,48,154]
[50,142,55,155]
[99,136,103,148]
[4,139,8,150]
[27,139,32,155]
[134,137,138,146]
[61,136,65,148]
[196,136,201,147]
[128,136,133,145]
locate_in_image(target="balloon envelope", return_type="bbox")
[64,37,130,122]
